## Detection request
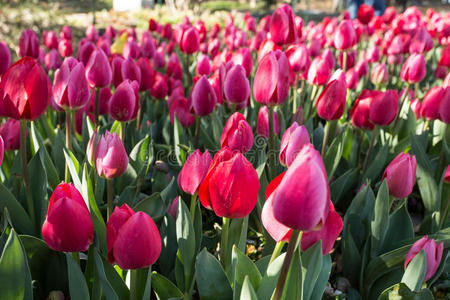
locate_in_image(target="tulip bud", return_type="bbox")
[45,49,62,71]
[357,4,374,24]
[137,57,154,91]
[178,149,212,195]
[316,70,347,120]
[196,54,212,76]
[221,112,254,153]
[400,53,426,84]
[350,90,379,130]
[0,57,51,121]
[345,68,359,90]
[307,56,332,86]
[0,119,21,150]
[382,152,417,198]
[107,205,161,269]
[86,24,99,42]
[85,49,112,88]
[19,29,39,58]
[369,90,398,126]
[404,236,443,281]
[151,73,168,100]
[53,59,90,109]
[58,39,73,58]
[141,31,156,59]
[365,45,380,63]
[253,50,289,105]
[109,80,139,122]
[257,106,280,138]
[272,144,330,231]
[86,130,99,166]
[0,42,11,76]
[334,20,357,50]
[180,27,200,54]
[409,26,433,54]
[111,56,124,88]
[44,31,58,49]
[355,59,369,77]
[77,41,95,66]
[191,75,217,116]
[42,182,94,252]
[270,4,298,46]
[60,26,72,40]
[285,44,310,74]
[371,63,389,85]
[279,122,310,167]
[95,131,129,179]
[121,57,141,85]
[199,147,260,218]
[224,65,250,105]
[123,40,141,59]
[420,87,446,120]
[169,97,195,128]
[168,196,179,220]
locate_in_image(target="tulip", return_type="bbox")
[371,63,389,86]
[141,31,156,59]
[107,204,161,269]
[404,236,443,281]
[53,58,90,109]
[307,57,332,86]
[444,165,450,183]
[58,39,73,57]
[400,53,426,84]
[382,152,417,198]
[355,59,369,78]
[350,90,379,130]
[270,4,297,46]
[196,54,212,76]
[285,44,310,74]
[44,31,58,49]
[19,29,39,58]
[191,75,217,116]
[0,42,11,75]
[178,149,212,195]
[45,49,62,70]
[123,40,141,59]
[420,87,446,120]
[95,131,129,179]
[279,122,310,167]
[357,4,374,24]
[411,98,422,120]
[42,182,94,252]
[77,41,95,66]
[231,48,253,77]
[316,70,347,120]
[0,57,51,121]
[220,112,254,153]
[439,44,450,68]
[109,80,139,122]
[409,26,433,54]
[151,73,168,100]
[111,56,124,88]
[121,57,141,85]
[365,45,380,63]
[440,88,450,124]
[253,50,289,105]
[369,90,398,126]
[169,97,195,128]
[137,57,154,91]
[60,26,72,40]
[85,49,112,88]
[148,19,158,31]
[224,65,250,105]
[257,106,280,138]
[167,53,183,80]
[345,68,359,90]
[86,24,99,42]
[168,196,179,220]
[272,144,330,231]
[104,25,116,39]
[199,147,260,218]
[334,20,357,50]
[179,27,200,54]
[0,119,21,150]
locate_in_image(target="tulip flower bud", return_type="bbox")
[85,49,112,88]
[77,41,95,66]
[45,49,62,70]
[224,65,250,104]
[404,236,443,281]
[400,53,426,84]
[334,20,357,50]
[169,97,195,128]
[440,88,450,124]
[307,57,332,86]
[350,90,379,130]
[86,24,99,42]
[44,31,58,49]
[60,26,72,40]
[285,44,310,74]
[231,48,253,77]
[86,130,99,166]
[272,144,330,231]
[371,63,389,85]
[168,196,179,220]
[0,42,11,76]
[107,204,161,269]
[316,70,347,120]
[270,4,298,46]
[253,50,289,105]
[178,149,212,195]
[0,119,21,150]
[409,26,433,54]
[53,58,90,109]
[420,87,446,120]
[365,45,380,63]
[0,57,51,121]
[180,27,200,54]
[382,152,417,198]
[141,31,156,59]
[137,57,154,92]
[42,182,94,252]
[121,57,141,85]
[369,90,398,126]
[148,19,158,31]
[191,75,217,116]
[109,80,139,122]
[95,131,129,179]
[196,54,212,76]
[111,56,124,88]
[19,29,39,58]
[151,73,168,100]
[123,40,141,59]
[221,112,254,153]
[355,59,369,77]
[279,122,310,167]
[357,4,374,24]
[199,147,260,218]
[345,68,359,90]
[411,98,422,120]
[58,39,73,58]
[257,106,280,138]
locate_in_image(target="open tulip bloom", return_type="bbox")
[0,5,449,300]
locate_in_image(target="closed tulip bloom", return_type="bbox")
[95,131,129,179]
[279,122,310,167]
[107,205,161,269]
[224,65,250,104]
[167,53,183,80]
[365,45,380,63]
[409,26,433,54]
[85,49,112,88]
[86,130,99,166]
[141,31,156,59]
[178,149,212,195]
[87,87,111,115]
[123,40,141,59]
[45,49,62,70]
[0,57,51,120]
[121,57,141,85]
[0,119,21,150]
[257,106,280,138]
[369,90,398,126]
[42,182,94,252]
[400,53,426,84]
[44,31,58,49]
[77,41,95,66]
[180,27,200,54]
[253,50,289,105]
[371,63,389,85]
[439,44,450,68]
[307,57,332,86]
[345,68,359,90]
[109,80,139,121]
[151,73,168,100]
[199,147,260,218]
[111,56,124,88]
[357,4,374,24]
[316,70,347,120]
[382,152,417,198]
[58,39,73,57]
[196,54,212,76]
[53,58,90,109]
[350,90,379,130]
[420,87,445,120]
[191,75,217,116]
[334,20,357,50]
[355,59,369,77]
[19,29,39,58]
[60,26,72,40]
[270,4,297,46]
[169,97,195,128]
[272,144,330,231]
[0,42,11,75]
[86,24,99,42]
[137,57,154,91]
[440,88,450,124]
[411,98,422,120]
[404,236,443,281]
[168,197,179,220]
[220,112,254,153]
[285,44,310,73]
[231,48,253,77]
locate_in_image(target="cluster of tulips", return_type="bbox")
[0,3,449,300]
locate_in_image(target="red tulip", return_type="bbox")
[191,75,217,116]
[199,147,260,218]
[136,57,154,92]
[400,53,426,84]
[180,27,200,54]
[58,39,73,57]
[316,70,347,120]
[85,49,112,88]
[307,57,332,86]
[60,26,72,41]
[270,4,297,46]
[279,122,310,167]
[95,131,129,179]
[0,57,51,121]
[42,183,93,252]
[224,65,250,104]
[151,73,168,100]
[286,44,310,74]
[163,23,173,40]
[439,44,450,68]
[87,87,111,115]
[355,59,369,77]
[253,50,289,105]
[382,152,417,198]
[350,90,379,130]
[196,54,212,76]
[420,87,448,121]
[45,49,62,70]
[121,57,141,85]
[107,204,161,269]
[111,56,124,88]
[411,98,422,120]
[168,196,179,220]
[357,4,374,24]
[178,149,212,195]
[257,106,280,138]
[149,19,158,31]
[365,45,380,63]
[221,112,254,153]
[409,26,433,54]
[44,31,58,49]
[334,20,357,50]
[369,90,398,126]
[404,236,443,281]
[169,97,195,128]
[0,119,21,150]
[231,48,253,77]
[345,68,359,90]
[19,29,39,58]
[167,53,183,80]
[109,80,139,122]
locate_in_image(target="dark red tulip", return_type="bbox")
[357,4,374,24]
[221,112,254,153]
[109,80,139,122]
[191,75,217,116]
[224,65,250,105]
[180,27,200,55]
[0,119,21,150]
[350,90,379,130]
[369,90,398,126]
[151,73,168,100]
[121,57,141,85]
[137,57,154,92]
[169,97,195,128]
[400,53,426,84]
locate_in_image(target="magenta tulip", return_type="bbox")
[316,70,347,120]
[121,57,141,85]
[270,4,297,46]
[369,90,398,126]
[19,29,39,58]
[257,106,280,138]
[404,236,443,281]
[191,75,217,116]
[220,112,254,153]
[279,122,310,167]
[178,149,212,195]
[109,80,139,122]
[334,20,357,50]
[0,42,11,75]
[85,49,112,88]
[400,53,426,84]
[224,65,250,104]
[95,131,129,179]
[382,152,417,198]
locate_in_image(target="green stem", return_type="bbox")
[107,179,114,220]
[95,87,100,126]
[65,110,73,182]
[120,122,126,142]
[267,106,277,180]
[130,269,137,300]
[363,127,379,173]
[393,83,410,129]
[321,120,336,157]
[271,230,301,300]
[269,241,286,265]
[72,251,80,265]
[20,121,35,227]
[194,117,200,148]
[307,85,318,120]
[220,217,230,270]
[189,192,197,222]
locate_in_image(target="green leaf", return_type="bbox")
[93,250,119,300]
[281,247,302,300]
[129,135,153,176]
[401,250,427,292]
[151,272,184,300]
[0,229,33,300]
[228,217,248,257]
[362,144,388,182]
[67,253,90,300]
[28,149,48,227]
[380,204,414,254]
[257,253,286,300]
[63,148,82,190]
[176,200,196,292]
[159,216,178,277]
[308,254,332,300]
[99,252,129,299]
[324,127,345,179]
[134,193,166,220]
[240,276,258,300]
[195,249,233,300]
[330,168,359,205]
[173,116,186,166]
[371,180,390,257]
[342,226,362,285]
[301,241,323,300]
[232,245,262,297]
[0,183,34,235]
[378,283,434,300]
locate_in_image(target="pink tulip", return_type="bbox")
[350,90,379,130]
[307,56,332,86]
[19,29,39,58]
[270,4,297,46]
[231,47,253,77]
[191,75,217,116]
[77,41,95,66]
[345,68,359,90]
[355,59,369,77]
[369,90,398,126]
[178,149,212,195]
[85,49,112,88]
[0,42,11,75]
[137,57,154,92]
[86,24,99,42]
[121,57,141,85]
[220,112,254,153]
[0,119,21,150]
[58,39,73,57]
[257,106,280,138]
[409,26,433,54]
[169,97,195,128]
[95,131,129,179]
[382,152,417,198]
[44,31,58,49]
[316,70,347,120]
[420,87,446,120]
[334,20,357,50]
[141,31,156,59]
[60,26,72,41]
[168,196,179,220]
[123,40,141,59]
[44,49,62,70]
[179,27,200,54]
[404,236,443,281]
[440,88,450,124]
[285,44,310,74]
[279,122,310,167]
[151,73,168,100]
[196,54,212,76]
[400,53,426,84]
[224,65,250,105]
[109,80,139,122]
